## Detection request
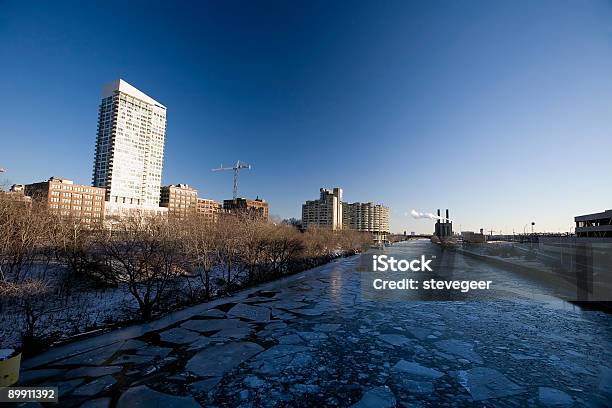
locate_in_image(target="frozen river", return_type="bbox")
[20,240,612,407]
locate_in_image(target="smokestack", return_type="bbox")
[437,209,440,224]
[446,209,449,223]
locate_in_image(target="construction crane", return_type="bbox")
[212,160,252,200]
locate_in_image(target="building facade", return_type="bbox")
[343,202,390,241]
[160,184,198,218]
[24,177,105,223]
[575,209,612,238]
[223,197,269,219]
[92,79,167,208]
[197,198,223,222]
[3,184,32,205]
[302,188,343,230]
[434,209,453,238]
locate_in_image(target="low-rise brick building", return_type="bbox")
[24,177,105,223]
[160,184,198,218]
[196,198,223,223]
[223,197,269,220]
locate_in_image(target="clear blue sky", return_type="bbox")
[1,0,611,233]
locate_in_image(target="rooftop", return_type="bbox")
[102,79,166,109]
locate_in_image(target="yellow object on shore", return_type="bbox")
[0,352,21,386]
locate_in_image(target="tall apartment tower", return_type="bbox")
[92,79,167,208]
[302,188,343,230]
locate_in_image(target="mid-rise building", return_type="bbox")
[575,209,612,238]
[197,198,223,223]
[461,230,487,243]
[24,177,105,223]
[223,197,269,220]
[92,79,167,209]
[302,188,343,230]
[103,202,168,220]
[160,184,198,218]
[2,184,32,205]
[9,184,25,193]
[343,202,390,240]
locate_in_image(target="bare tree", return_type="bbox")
[0,196,50,282]
[214,214,244,292]
[47,215,105,289]
[182,214,219,300]
[98,216,185,320]
[0,279,62,350]
[238,218,269,284]
[261,224,304,279]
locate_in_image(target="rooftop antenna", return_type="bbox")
[212,160,252,200]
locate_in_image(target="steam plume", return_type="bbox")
[410,209,450,221]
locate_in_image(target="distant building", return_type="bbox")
[158,184,223,222]
[461,231,487,243]
[160,184,198,218]
[2,184,32,205]
[9,184,25,193]
[92,79,167,209]
[24,177,105,224]
[104,202,168,220]
[197,198,223,223]
[575,209,612,238]
[302,188,343,230]
[434,209,452,238]
[223,197,269,220]
[343,202,390,241]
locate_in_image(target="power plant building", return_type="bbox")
[434,209,453,238]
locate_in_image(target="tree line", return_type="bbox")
[0,194,371,349]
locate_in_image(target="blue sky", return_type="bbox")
[1,0,611,233]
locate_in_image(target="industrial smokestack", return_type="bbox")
[446,209,449,223]
[437,209,440,224]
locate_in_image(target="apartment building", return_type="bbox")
[343,201,390,240]
[223,197,269,220]
[302,188,343,230]
[197,198,223,223]
[24,177,105,223]
[92,79,167,209]
[160,184,198,218]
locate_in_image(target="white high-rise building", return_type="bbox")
[302,188,343,230]
[92,79,167,208]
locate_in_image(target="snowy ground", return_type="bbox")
[17,241,612,407]
[0,281,135,350]
[0,265,228,350]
